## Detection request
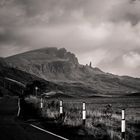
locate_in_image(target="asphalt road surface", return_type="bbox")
[0,96,68,140]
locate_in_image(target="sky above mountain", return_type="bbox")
[0,0,140,77]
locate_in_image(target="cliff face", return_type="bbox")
[6,48,80,80]
[5,47,140,95]
[6,47,103,81]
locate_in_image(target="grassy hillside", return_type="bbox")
[0,57,101,97]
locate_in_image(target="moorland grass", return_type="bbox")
[26,95,140,140]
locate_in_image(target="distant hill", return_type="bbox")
[0,57,100,97]
[5,47,140,96]
[0,57,40,85]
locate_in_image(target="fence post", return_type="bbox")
[60,100,63,115]
[121,109,125,140]
[35,86,38,97]
[82,102,86,125]
[17,98,20,117]
[40,97,43,109]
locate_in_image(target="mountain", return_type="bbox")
[6,47,105,81]
[0,57,69,97]
[0,57,39,84]
[5,47,140,96]
[0,57,102,98]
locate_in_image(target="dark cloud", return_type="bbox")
[0,0,140,77]
[109,0,140,25]
[0,0,140,26]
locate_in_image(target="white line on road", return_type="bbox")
[30,124,69,140]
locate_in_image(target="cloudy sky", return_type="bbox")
[0,0,140,77]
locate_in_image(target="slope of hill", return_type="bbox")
[0,57,56,96]
[5,47,140,96]
[0,57,100,97]
[6,47,104,80]
[0,57,39,85]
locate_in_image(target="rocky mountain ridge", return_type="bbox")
[5,47,140,96]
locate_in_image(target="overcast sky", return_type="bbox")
[0,0,140,77]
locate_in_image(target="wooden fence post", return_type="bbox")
[82,102,86,125]
[60,100,63,115]
[121,109,125,140]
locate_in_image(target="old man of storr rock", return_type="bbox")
[0,0,140,140]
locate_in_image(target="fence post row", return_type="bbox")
[121,109,125,140]
[39,99,126,137]
[60,100,63,114]
[82,102,86,125]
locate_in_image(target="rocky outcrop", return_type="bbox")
[5,47,140,95]
[6,47,80,80]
